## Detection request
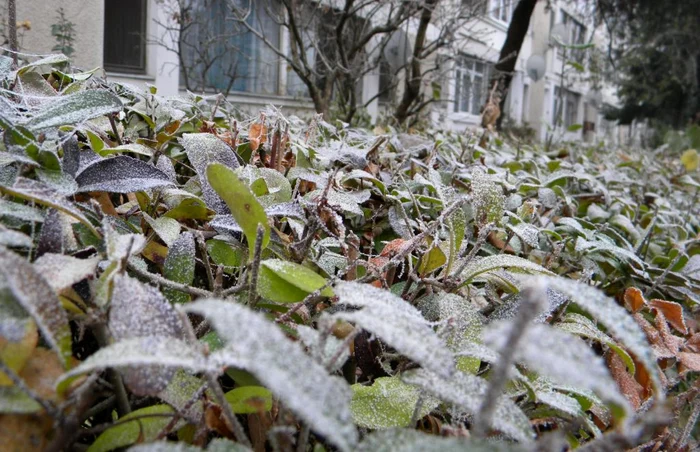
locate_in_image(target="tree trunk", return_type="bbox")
[394,0,439,125]
[491,0,539,130]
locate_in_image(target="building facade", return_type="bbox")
[10,0,621,143]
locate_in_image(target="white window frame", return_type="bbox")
[553,86,581,128]
[489,0,513,23]
[453,55,490,116]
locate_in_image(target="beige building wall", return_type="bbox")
[13,0,104,70]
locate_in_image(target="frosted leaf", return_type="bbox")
[76,149,104,176]
[101,143,155,157]
[471,170,505,226]
[537,188,557,209]
[295,324,349,372]
[209,215,242,235]
[535,389,584,417]
[157,370,207,422]
[1,178,97,236]
[155,156,177,182]
[505,194,523,212]
[484,321,628,410]
[163,232,196,304]
[37,209,78,256]
[58,336,209,388]
[358,429,523,452]
[555,217,588,237]
[529,275,662,399]
[0,199,44,223]
[0,225,32,248]
[265,202,305,219]
[206,439,252,452]
[489,288,568,323]
[586,203,610,222]
[460,255,553,285]
[437,293,484,352]
[575,237,643,268]
[350,377,438,429]
[143,213,181,247]
[333,282,455,378]
[184,299,358,451]
[33,253,100,292]
[388,205,414,239]
[109,274,184,395]
[235,166,292,208]
[0,246,72,365]
[402,369,533,442]
[35,169,78,196]
[104,219,147,263]
[128,442,202,452]
[26,89,122,130]
[180,133,239,214]
[75,156,174,193]
[507,222,540,248]
[305,188,367,216]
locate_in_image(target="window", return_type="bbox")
[454,56,491,115]
[104,0,147,73]
[462,0,488,15]
[553,87,581,128]
[490,0,512,23]
[561,11,586,62]
[179,0,280,95]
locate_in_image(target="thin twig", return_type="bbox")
[672,395,700,450]
[108,114,123,145]
[93,323,131,416]
[8,0,18,66]
[127,261,212,298]
[296,424,310,452]
[197,231,216,292]
[472,280,546,438]
[409,393,425,427]
[248,224,265,308]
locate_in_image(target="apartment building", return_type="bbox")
[12,0,620,143]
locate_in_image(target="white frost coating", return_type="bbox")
[295,324,349,372]
[6,177,92,227]
[575,237,644,267]
[75,156,174,194]
[0,226,32,248]
[437,293,483,352]
[537,188,557,209]
[358,428,518,452]
[484,321,628,410]
[265,202,305,219]
[471,169,505,225]
[0,199,45,222]
[180,133,239,214]
[0,246,71,365]
[305,188,368,216]
[26,89,122,130]
[143,213,181,247]
[184,299,358,451]
[555,217,588,237]
[402,369,534,442]
[530,275,663,400]
[128,442,202,452]
[35,169,78,196]
[535,389,584,418]
[489,288,568,323]
[109,274,184,395]
[507,223,540,248]
[33,253,100,291]
[461,254,553,284]
[57,336,210,386]
[104,219,147,263]
[333,282,455,378]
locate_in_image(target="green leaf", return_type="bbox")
[567,123,583,132]
[566,61,586,73]
[258,259,333,303]
[206,163,269,261]
[235,166,293,207]
[0,246,72,366]
[207,239,244,272]
[460,255,553,286]
[87,404,175,452]
[85,130,105,153]
[225,386,273,413]
[351,377,436,429]
[0,386,42,414]
[143,213,181,247]
[417,243,447,276]
[163,232,196,304]
[26,89,122,130]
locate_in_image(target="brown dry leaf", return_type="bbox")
[685,333,700,353]
[649,299,688,334]
[653,310,684,356]
[0,413,53,452]
[91,191,118,217]
[607,350,644,410]
[204,403,234,439]
[487,230,515,254]
[19,348,65,403]
[0,320,38,386]
[248,412,273,452]
[634,313,675,360]
[164,120,181,135]
[248,123,267,152]
[678,352,700,376]
[142,240,168,266]
[623,287,646,313]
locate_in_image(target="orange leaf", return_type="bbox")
[649,299,688,334]
[623,287,646,313]
[248,123,267,152]
[607,350,644,410]
[678,352,700,376]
